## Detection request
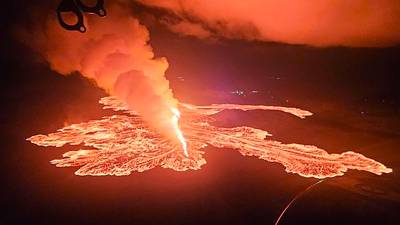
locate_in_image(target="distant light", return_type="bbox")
[230,90,246,96]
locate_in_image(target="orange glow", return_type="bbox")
[139,0,400,47]
[27,96,392,178]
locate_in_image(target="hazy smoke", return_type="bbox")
[21,3,181,141]
[139,0,400,47]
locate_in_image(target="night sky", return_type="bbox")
[1,1,399,225]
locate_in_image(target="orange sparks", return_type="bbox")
[27,96,392,178]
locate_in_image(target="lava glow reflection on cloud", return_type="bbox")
[27,96,392,178]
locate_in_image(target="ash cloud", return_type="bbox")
[19,2,180,141]
[139,0,400,47]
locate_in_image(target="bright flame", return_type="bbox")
[170,107,188,157]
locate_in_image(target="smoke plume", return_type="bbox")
[139,0,400,47]
[21,2,182,143]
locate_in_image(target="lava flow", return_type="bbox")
[27,96,392,178]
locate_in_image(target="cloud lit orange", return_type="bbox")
[140,0,400,47]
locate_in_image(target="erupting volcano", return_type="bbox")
[27,96,392,178]
[21,1,393,179]
[4,1,400,225]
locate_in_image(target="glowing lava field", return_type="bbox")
[27,96,392,178]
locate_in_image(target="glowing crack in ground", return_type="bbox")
[27,96,392,178]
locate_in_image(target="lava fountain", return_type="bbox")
[27,96,392,178]
[170,107,188,157]
[20,3,188,157]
